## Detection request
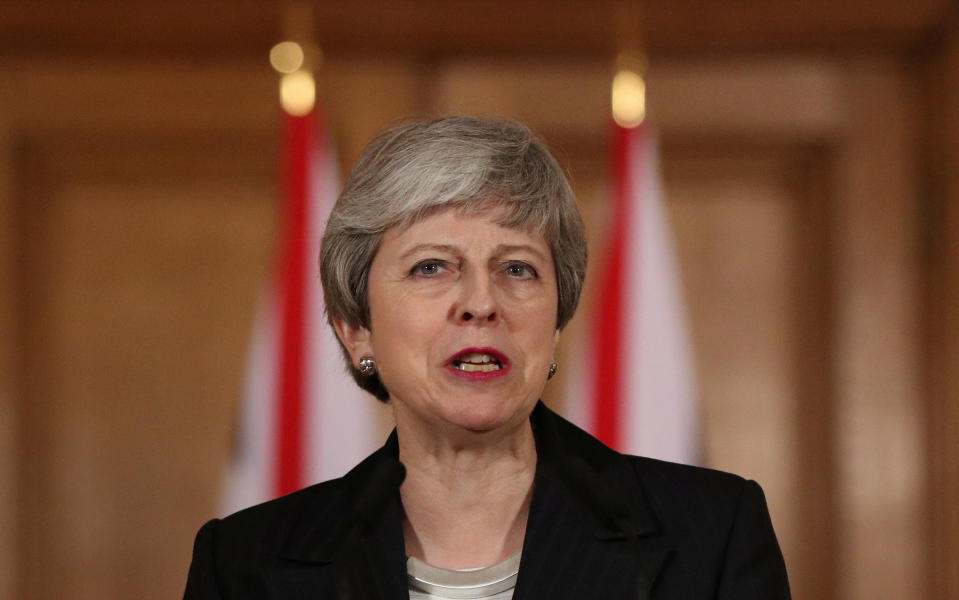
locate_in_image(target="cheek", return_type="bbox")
[515,297,559,359]
[369,287,445,361]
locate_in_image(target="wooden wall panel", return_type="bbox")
[0,0,950,59]
[939,28,959,590]
[429,58,854,599]
[321,57,429,169]
[0,46,939,600]
[13,137,278,599]
[0,61,275,138]
[14,140,58,600]
[0,115,18,600]
[792,147,840,600]
[2,58,427,599]
[46,184,274,599]
[923,18,959,600]
[426,57,846,142]
[834,59,924,600]
[666,149,804,591]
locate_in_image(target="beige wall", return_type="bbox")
[2,3,957,599]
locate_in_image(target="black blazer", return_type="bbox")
[184,402,790,599]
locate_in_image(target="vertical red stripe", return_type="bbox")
[594,123,649,450]
[274,110,315,496]
[593,123,633,449]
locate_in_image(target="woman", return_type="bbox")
[184,116,790,599]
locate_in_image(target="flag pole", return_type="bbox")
[270,1,323,498]
[593,1,650,448]
[221,1,381,515]
[587,2,700,463]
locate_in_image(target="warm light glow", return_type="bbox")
[270,41,305,74]
[611,69,646,128]
[280,70,315,116]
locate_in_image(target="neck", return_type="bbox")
[394,412,537,570]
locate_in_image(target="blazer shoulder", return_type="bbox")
[208,476,346,552]
[624,456,790,597]
[630,455,748,495]
[184,479,349,600]
[626,455,760,528]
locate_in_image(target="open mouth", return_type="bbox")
[451,352,504,373]
[447,347,510,378]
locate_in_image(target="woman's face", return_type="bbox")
[338,207,559,437]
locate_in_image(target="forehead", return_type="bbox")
[382,207,549,253]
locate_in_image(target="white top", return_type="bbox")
[407,553,521,600]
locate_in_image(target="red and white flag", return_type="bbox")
[220,107,381,515]
[569,123,699,464]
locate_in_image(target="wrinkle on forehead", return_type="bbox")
[396,199,547,239]
[386,209,550,259]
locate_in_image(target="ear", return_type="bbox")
[332,318,374,368]
[552,328,560,353]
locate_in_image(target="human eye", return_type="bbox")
[503,261,538,280]
[409,259,448,277]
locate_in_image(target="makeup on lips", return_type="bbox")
[446,347,511,380]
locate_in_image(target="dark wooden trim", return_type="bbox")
[792,144,838,600]
[12,138,55,600]
[918,16,959,600]
[0,0,952,61]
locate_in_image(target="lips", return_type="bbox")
[446,347,510,380]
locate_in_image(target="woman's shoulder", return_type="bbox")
[535,401,756,500]
[628,453,751,497]
[200,441,403,555]
[618,452,781,568]
[535,402,767,525]
[203,476,347,550]
[183,477,351,599]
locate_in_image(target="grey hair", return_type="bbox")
[320,116,587,401]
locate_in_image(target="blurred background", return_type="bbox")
[2,1,958,599]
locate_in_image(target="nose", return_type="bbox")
[455,270,497,325]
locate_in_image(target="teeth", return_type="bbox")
[452,351,504,372]
[457,362,501,373]
[459,352,494,364]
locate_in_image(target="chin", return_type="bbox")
[444,397,533,434]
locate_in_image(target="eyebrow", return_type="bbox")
[398,244,459,261]
[494,244,549,262]
[398,243,548,262]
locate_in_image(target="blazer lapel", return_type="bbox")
[267,404,672,600]
[513,403,673,600]
[272,433,410,600]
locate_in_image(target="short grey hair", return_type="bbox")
[320,116,587,401]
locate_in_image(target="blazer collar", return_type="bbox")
[512,402,672,599]
[528,400,661,538]
[276,432,409,600]
[277,402,672,599]
[279,430,405,565]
